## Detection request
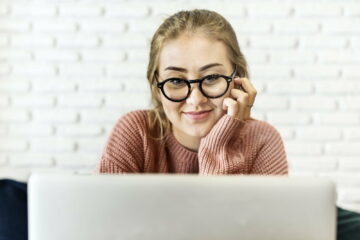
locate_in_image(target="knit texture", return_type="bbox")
[97,110,288,175]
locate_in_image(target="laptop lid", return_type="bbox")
[28,174,336,240]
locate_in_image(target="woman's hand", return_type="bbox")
[222,77,257,121]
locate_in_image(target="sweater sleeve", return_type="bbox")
[198,115,288,175]
[96,111,145,174]
[198,115,246,175]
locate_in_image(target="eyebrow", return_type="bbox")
[164,63,224,72]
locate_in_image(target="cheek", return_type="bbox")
[161,96,182,118]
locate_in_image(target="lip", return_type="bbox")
[183,110,212,120]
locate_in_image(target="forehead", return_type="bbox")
[158,34,231,72]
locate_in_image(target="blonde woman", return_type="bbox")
[97,9,288,174]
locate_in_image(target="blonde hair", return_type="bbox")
[146,9,249,139]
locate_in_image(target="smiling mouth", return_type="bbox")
[183,110,213,120]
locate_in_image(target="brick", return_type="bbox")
[344,127,360,140]
[58,64,103,77]
[293,65,340,79]
[0,138,28,151]
[344,3,360,16]
[80,109,125,123]
[80,49,126,62]
[106,63,147,78]
[57,125,103,137]
[240,49,267,64]
[316,82,360,95]
[342,66,360,79]
[0,49,32,60]
[0,64,10,75]
[323,19,360,34]
[9,154,53,167]
[79,19,126,32]
[249,36,297,49]
[339,157,360,172]
[267,112,311,125]
[34,49,79,61]
[0,109,29,122]
[32,80,76,93]
[77,138,107,153]
[284,141,323,155]
[11,34,54,47]
[104,92,151,108]
[121,77,150,92]
[57,94,103,108]
[59,4,102,17]
[105,3,149,17]
[128,18,174,34]
[31,138,76,152]
[33,109,78,123]
[55,153,98,168]
[266,81,313,95]
[0,155,7,166]
[325,142,360,155]
[291,96,337,111]
[253,95,288,110]
[246,3,291,17]
[339,96,360,110]
[290,157,338,172]
[12,64,56,76]
[33,20,77,32]
[11,4,56,16]
[249,65,291,78]
[276,127,294,140]
[101,33,149,48]
[299,36,347,49]
[317,50,360,64]
[11,95,55,107]
[78,79,123,92]
[0,125,7,135]
[233,19,272,35]
[56,34,99,47]
[296,127,342,141]
[294,3,342,17]
[9,124,53,137]
[339,189,360,204]
[313,113,359,125]
[0,4,8,15]
[274,19,320,34]
[0,79,30,92]
[127,49,149,62]
[0,19,30,31]
[0,34,8,46]
[335,173,360,188]
[0,94,8,105]
[269,50,315,64]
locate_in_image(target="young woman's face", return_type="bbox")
[158,33,235,146]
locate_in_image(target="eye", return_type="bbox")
[166,78,187,88]
[203,74,222,84]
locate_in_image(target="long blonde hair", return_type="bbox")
[146,9,249,139]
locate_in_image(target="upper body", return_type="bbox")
[97,9,289,175]
[97,110,288,175]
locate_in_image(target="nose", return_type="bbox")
[186,85,208,106]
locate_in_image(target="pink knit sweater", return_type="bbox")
[97,110,288,175]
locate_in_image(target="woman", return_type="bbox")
[97,9,288,174]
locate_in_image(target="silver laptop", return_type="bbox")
[28,174,336,240]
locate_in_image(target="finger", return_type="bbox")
[223,97,240,119]
[233,77,257,106]
[230,88,251,119]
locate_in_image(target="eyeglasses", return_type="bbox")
[156,67,237,102]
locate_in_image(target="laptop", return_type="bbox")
[28,174,336,240]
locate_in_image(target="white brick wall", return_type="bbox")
[1,0,360,212]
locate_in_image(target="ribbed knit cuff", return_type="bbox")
[199,114,245,153]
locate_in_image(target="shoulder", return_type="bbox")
[113,110,150,137]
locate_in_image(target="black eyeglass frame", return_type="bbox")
[156,67,238,102]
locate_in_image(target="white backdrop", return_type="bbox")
[0,0,360,212]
